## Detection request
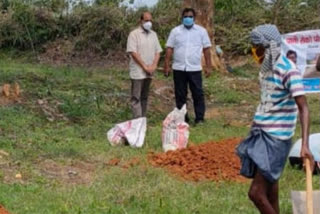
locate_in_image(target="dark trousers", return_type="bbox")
[130,78,152,118]
[173,70,205,122]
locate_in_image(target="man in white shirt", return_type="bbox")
[126,12,162,118]
[164,8,212,124]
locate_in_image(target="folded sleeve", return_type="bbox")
[166,29,176,48]
[126,31,137,53]
[202,29,212,48]
[154,34,163,53]
[283,69,305,97]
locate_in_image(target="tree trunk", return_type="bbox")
[271,0,283,25]
[183,0,227,72]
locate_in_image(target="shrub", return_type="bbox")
[0,2,59,50]
[0,0,319,56]
[73,5,132,54]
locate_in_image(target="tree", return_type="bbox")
[0,0,10,10]
[183,0,227,72]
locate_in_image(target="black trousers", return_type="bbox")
[173,70,205,122]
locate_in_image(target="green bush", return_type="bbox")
[214,0,320,55]
[0,0,319,56]
[0,2,59,50]
[72,0,181,54]
[73,5,132,53]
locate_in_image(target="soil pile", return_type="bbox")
[0,205,10,214]
[0,83,21,106]
[148,138,246,182]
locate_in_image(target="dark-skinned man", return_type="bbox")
[237,24,314,214]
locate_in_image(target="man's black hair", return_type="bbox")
[286,50,297,58]
[182,8,196,18]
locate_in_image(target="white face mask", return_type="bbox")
[142,21,152,31]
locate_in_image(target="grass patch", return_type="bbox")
[0,59,319,214]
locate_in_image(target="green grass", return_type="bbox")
[0,57,319,214]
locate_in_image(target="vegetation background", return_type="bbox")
[0,0,319,57]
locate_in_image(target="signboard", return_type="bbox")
[281,30,320,93]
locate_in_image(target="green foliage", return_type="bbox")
[151,0,181,48]
[94,0,122,6]
[0,1,59,50]
[0,0,319,55]
[272,0,320,32]
[0,0,9,10]
[214,0,320,55]
[73,5,132,53]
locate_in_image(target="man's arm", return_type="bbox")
[203,47,212,77]
[129,52,152,74]
[295,95,314,170]
[153,34,162,70]
[151,52,161,70]
[127,31,152,74]
[164,47,173,76]
[316,57,320,71]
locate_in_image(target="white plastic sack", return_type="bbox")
[162,104,189,152]
[289,133,320,162]
[107,117,146,148]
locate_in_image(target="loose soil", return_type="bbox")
[37,159,96,185]
[206,105,254,124]
[0,83,21,106]
[148,138,247,183]
[0,205,10,214]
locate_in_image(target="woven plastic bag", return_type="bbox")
[162,105,189,152]
[107,117,146,148]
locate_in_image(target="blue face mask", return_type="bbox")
[183,17,194,27]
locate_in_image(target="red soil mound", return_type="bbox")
[0,205,10,214]
[148,138,247,182]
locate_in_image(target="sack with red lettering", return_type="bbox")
[107,117,146,148]
[162,105,189,152]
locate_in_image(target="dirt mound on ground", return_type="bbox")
[0,205,10,214]
[0,83,21,106]
[148,138,246,182]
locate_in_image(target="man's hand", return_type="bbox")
[164,47,173,77]
[144,65,156,75]
[295,95,314,172]
[204,66,212,78]
[203,47,212,78]
[301,144,315,172]
[164,64,171,77]
[130,52,153,75]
